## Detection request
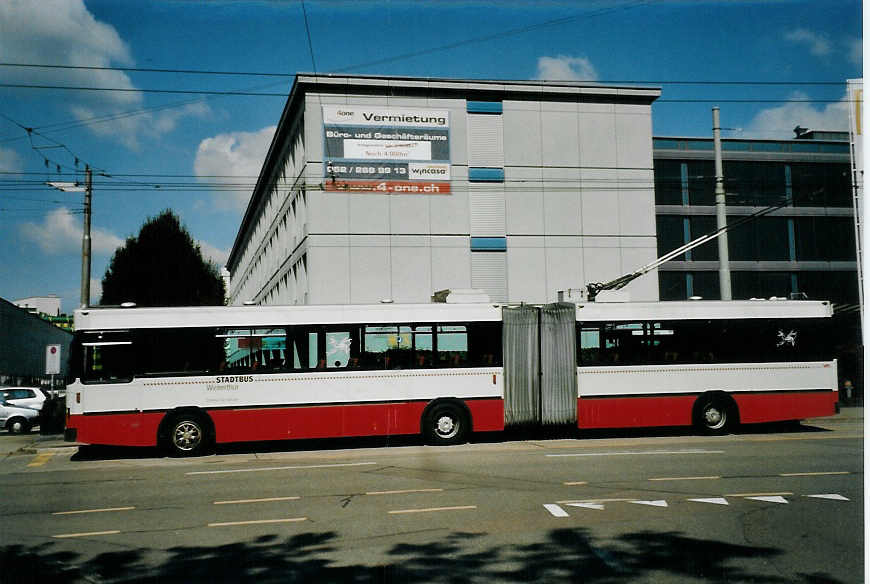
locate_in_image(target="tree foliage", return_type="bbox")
[100,210,225,307]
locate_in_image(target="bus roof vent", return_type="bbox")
[431,289,491,303]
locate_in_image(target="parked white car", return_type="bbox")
[0,387,47,412]
[0,397,39,434]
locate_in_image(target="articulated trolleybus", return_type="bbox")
[66,298,838,455]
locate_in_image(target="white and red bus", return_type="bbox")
[65,299,838,455]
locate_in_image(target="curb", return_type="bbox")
[18,444,82,455]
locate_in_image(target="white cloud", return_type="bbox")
[742,90,849,139]
[194,126,275,211]
[19,207,124,255]
[846,36,862,65]
[534,55,598,81]
[197,239,230,268]
[0,147,23,173]
[0,0,209,149]
[784,28,832,56]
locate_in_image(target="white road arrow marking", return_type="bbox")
[567,502,605,510]
[806,494,850,501]
[746,496,789,504]
[688,497,730,505]
[630,500,668,508]
[544,504,570,517]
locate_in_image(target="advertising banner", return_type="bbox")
[323,105,450,193]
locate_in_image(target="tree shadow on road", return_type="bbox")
[0,527,847,584]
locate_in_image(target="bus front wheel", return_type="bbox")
[423,402,469,446]
[164,413,210,456]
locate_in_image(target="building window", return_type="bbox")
[790,163,851,207]
[656,215,685,259]
[687,160,715,206]
[724,161,787,206]
[653,160,683,205]
[794,217,857,261]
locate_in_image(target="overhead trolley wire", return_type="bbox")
[0,82,853,103]
[0,62,848,87]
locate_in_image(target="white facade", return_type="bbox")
[14,295,61,316]
[227,75,661,306]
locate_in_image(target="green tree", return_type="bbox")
[100,210,225,306]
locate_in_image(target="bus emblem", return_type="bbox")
[776,330,797,347]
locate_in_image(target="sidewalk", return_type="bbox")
[1,430,82,456]
[4,407,862,457]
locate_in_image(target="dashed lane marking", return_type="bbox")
[548,493,850,515]
[544,504,570,517]
[558,498,639,504]
[546,449,724,458]
[649,476,721,481]
[630,500,669,508]
[209,517,308,527]
[187,462,377,476]
[53,530,121,539]
[725,492,793,497]
[563,481,588,486]
[780,471,851,477]
[746,496,789,504]
[366,489,444,496]
[567,502,604,510]
[53,507,135,515]
[388,505,476,515]
[688,498,730,506]
[807,494,850,501]
[214,496,300,505]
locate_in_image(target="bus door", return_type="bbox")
[502,303,577,427]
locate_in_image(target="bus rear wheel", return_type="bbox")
[423,402,469,446]
[164,413,210,456]
[695,395,737,435]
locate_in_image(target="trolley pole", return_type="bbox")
[81,165,92,308]
[713,107,732,300]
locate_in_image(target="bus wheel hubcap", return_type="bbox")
[174,422,200,450]
[705,407,724,428]
[436,416,456,437]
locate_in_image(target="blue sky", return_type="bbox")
[0,0,862,314]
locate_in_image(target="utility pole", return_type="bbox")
[713,107,732,300]
[81,165,92,308]
[47,169,92,308]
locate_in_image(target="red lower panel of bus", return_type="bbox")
[576,390,838,429]
[577,395,696,429]
[68,398,505,447]
[733,391,837,424]
[66,412,166,447]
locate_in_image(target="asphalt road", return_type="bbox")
[0,413,863,583]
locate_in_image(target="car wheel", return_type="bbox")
[7,417,31,434]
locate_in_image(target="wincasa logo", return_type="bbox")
[415,167,447,175]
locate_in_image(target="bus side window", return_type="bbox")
[577,326,601,365]
[437,325,468,367]
[361,326,396,370]
[81,332,134,383]
[326,331,352,369]
[413,326,434,368]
